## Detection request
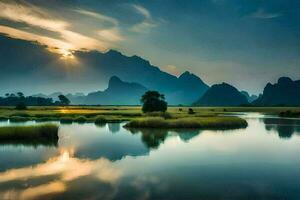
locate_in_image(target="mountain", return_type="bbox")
[194,83,249,106]
[83,76,147,105]
[241,91,258,103]
[0,35,208,105]
[175,71,209,104]
[253,77,300,106]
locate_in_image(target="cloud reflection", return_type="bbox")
[0,148,121,200]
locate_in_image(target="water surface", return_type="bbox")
[1,113,300,200]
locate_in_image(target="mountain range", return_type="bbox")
[253,77,300,106]
[1,35,299,106]
[0,35,208,105]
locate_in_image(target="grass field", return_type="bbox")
[0,106,299,124]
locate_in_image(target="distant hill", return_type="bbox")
[253,77,300,106]
[194,83,249,106]
[241,91,258,103]
[34,76,148,105]
[83,76,147,105]
[0,35,208,105]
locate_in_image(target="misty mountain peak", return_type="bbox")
[105,49,123,57]
[108,76,123,88]
[278,77,293,85]
[179,71,194,79]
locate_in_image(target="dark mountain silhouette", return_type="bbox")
[0,35,208,105]
[83,76,147,105]
[241,91,258,103]
[253,77,300,106]
[194,83,249,106]
[74,49,209,104]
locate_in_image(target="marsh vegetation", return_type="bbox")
[0,124,59,146]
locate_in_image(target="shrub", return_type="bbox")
[0,116,8,121]
[74,116,87,123]
[9,116,30,122]
[95,116,107,124]
[188,108,195,114]
[60,117,74,124]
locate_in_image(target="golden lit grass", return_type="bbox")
[124,116,248,129]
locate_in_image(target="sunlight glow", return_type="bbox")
[59,49,75,59]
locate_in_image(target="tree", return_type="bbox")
[17,92,24,98]
[58,95,70,106]
[15,102,27,110]
[141,91,167,113]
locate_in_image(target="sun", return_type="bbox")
[59,49,74,59]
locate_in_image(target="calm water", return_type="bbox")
[1,113,300,200]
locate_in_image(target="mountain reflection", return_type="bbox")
[126,128,201,149]
[262,118,300,138]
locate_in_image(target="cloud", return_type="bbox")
[0,1,69,32]
[250,8,282,19]
[0,25,73,51]
[0,1,123,55]
[0,149,121,200]
[161,65,181,76]
[73,9,119,26]
[131,4,157,33]
[97,28,123,42]
[132,4,151,20]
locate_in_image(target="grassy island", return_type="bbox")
[0,124,59,145]
[124,116,248,129]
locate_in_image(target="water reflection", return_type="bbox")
[108,123,121,133]
[0,149,121,200]
[59,124,149,160]
[1,115,300,199]
[262,118,300,138]
[127,128,201,149]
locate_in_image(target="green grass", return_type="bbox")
[0,106,298,124]
[0,124,59,146]
[124,116,248,129]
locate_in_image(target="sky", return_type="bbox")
[0,0,299,94]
